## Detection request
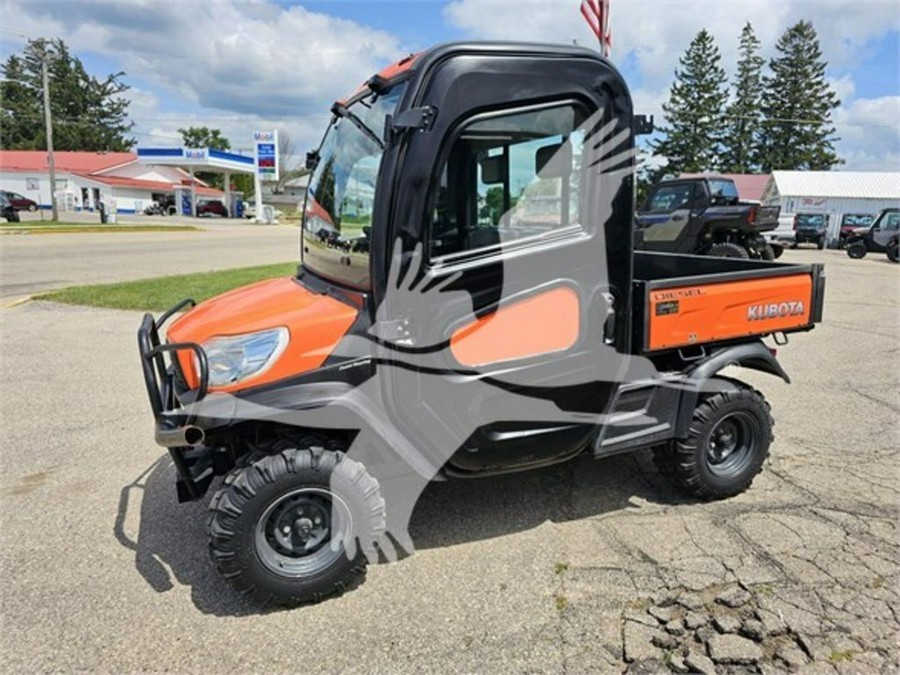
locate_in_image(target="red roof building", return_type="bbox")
[0,150,224,214]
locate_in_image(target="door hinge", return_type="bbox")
[384,107,437,143]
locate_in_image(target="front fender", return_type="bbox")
[688,341,790,384]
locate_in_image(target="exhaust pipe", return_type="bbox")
[155,424,205,448]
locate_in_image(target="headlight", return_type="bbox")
[198,327,288,387]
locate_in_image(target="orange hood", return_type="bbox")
[167,277,358,392]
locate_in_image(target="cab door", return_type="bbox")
[376,49,638,473]
[636,181,699,253]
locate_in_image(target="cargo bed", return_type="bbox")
[632,251,825,353]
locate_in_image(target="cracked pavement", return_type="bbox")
[1,248,897,672]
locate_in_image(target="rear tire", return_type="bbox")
[846,242,867,259]
[208,447,385,606]
[887,242,899,263]
[654,381,773,500]
[707,242,750,259]
[759,244,776,261]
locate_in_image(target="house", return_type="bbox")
[0,150,223,214]
[258,174,310,211]
[761,171,900,241]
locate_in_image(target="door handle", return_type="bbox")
[671,215,685,222]
[602,292,616,345]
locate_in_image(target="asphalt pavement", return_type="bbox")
[0,247,897,672]
[0,215,299,302]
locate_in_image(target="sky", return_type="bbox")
[1,0,898,171]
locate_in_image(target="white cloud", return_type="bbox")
[834,96,900,170]
[1,0,413,154]
[444,0,898,85]
[445,0,899,168]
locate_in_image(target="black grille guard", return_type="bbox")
[137,298,209,424]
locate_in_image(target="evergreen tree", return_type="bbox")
[651,30,729,179]
[721,23,765,173]
[0,55,37,149]
[0,39,134,151]
[760,21,842,171]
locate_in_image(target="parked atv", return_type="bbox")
[636,176,781,260]
[791,213,828,250]
[845,208,900,262]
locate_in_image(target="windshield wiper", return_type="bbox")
[331,102,384,150]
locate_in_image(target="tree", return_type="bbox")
[650,30,729,179]
[0,39,134,151]
[720,23,765,173]
[178,126,231,150]
[760,21,842,171]
[271,131,308,194]
[178,126,231,189]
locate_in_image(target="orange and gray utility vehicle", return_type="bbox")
[138,42,825,606]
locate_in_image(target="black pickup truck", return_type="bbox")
[636,176,781,259]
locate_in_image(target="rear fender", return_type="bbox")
[688,341,790,384]
[673,341,788,438]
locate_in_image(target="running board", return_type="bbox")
[594,381,680,457]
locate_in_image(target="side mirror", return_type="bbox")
[305,150,319,171]
[480,155,507,184]
[634,114,655,136]
[535,142,572,178]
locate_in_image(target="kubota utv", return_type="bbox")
[139,42,824,606]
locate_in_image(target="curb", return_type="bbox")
[2,295,34,309]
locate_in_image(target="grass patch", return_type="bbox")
[554,593,569,612]
[41,262,297,311]
[554,562,570,576]
[827,649,857,664]
[1,221,202,234]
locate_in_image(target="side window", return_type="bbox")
[429,103,586,259]
[648,184,692,214]
[882,213,900,231]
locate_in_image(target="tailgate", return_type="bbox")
[753,205,780,232]
[643,266,824,352]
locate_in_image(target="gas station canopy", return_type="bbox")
[136,147,256,217]
[136,147,255,174]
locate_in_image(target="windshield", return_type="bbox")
[795,214,826,229]
[841,214,873,227]
[302,84,407,290]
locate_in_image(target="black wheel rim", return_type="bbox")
[254,487,352,578]
[705,412,760,478]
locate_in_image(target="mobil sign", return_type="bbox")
[254,130,279,181]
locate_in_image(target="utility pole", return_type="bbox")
[31,39,58,222]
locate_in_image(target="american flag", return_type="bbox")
[580,0,612,57]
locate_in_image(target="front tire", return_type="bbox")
[817,236,825,250]
[846,241,867,259]
[28,204,37,212]
[654,381,773,500]
[208,447,385,606]
[707,242,749,259]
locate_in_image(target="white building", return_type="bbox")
[0,150,224,214]
[761,171,900,242]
